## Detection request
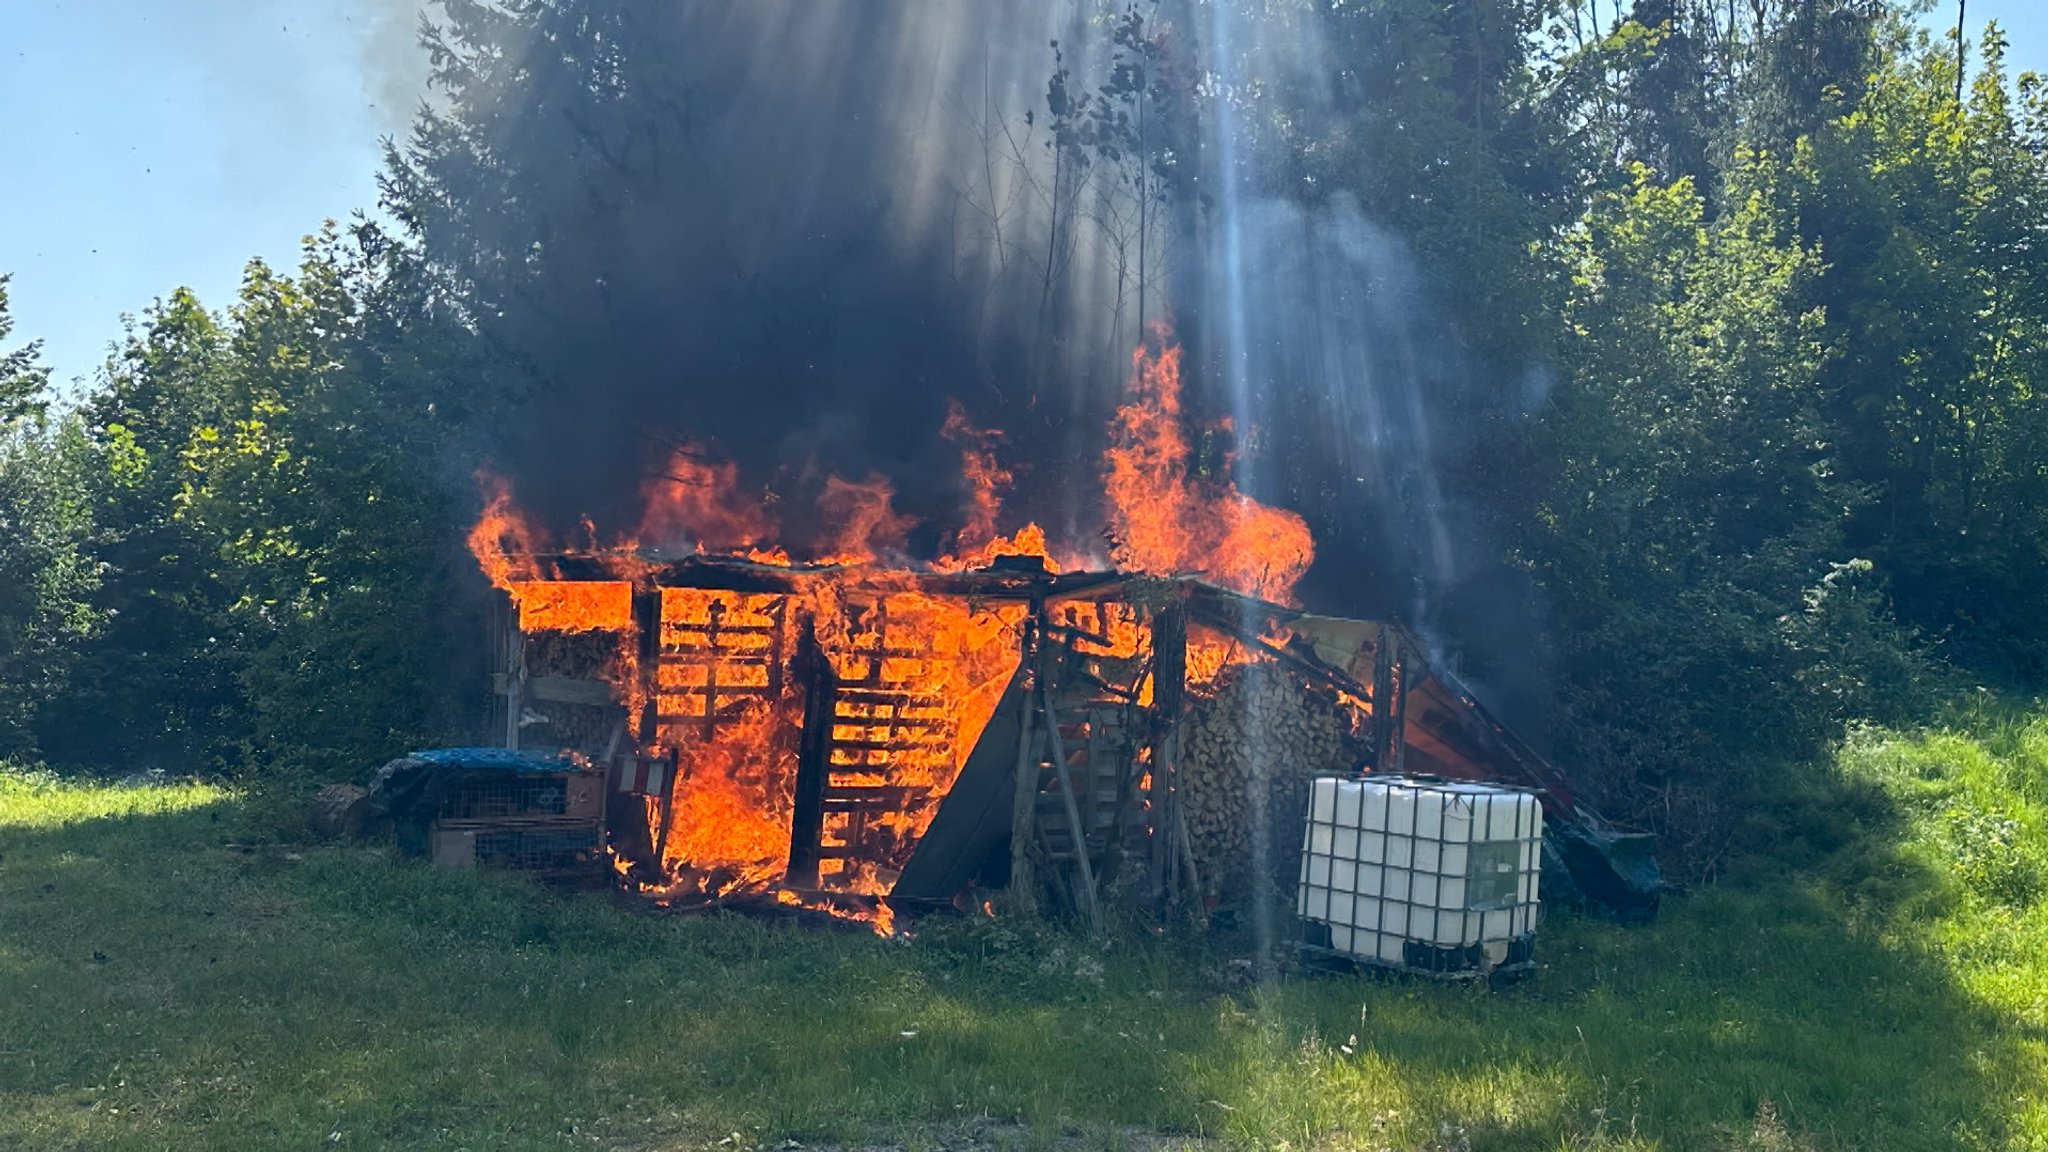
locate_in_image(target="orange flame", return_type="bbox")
[638,447,775,556]
[935,522,1060,574]
[623,586,1026,899]
[815,474,918,565]
[1103,340,1314,605]
[464,335,1321,924]
[467,470,545,595]
[932,400,1057,573]
[517,580,633,633]
[775,888,898,937]
[943,399,1009,554]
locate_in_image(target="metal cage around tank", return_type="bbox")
[1296,774,1544,979]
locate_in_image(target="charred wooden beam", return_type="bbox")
[827,737,955,755]
[502,605,525,751]
[1006,609,1043,915]
[1371,631,1395,770]
[1388,642,1410,774]
[492,674,618,708]
[1186,599,1373,703]
[1040,682,1101,933]
[523,552,1131,602]
[785,619,837,889]
[1148,601,1187,909]
[651,746,681,870]
[700,598,725,742]
[634,587,663,747]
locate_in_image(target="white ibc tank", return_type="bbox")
[1297,775,1543,973]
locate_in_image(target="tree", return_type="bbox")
[1066,6,1198,338]
[41,290,243,771]
[1519,154,1858,859]
[0,280,97,760]
[0,276,50,428]
[174,225,485,776]
[38,220,489,777]
[1798,19,2048,677]
[383,0,1049,534]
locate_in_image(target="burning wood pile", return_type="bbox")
[460,340,1587,931]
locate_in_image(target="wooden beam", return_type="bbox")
[1148,603,1186,911]
[503,609,524,751]
[492,674,618,708]
[651,747,682,872]
[1006,612,1043,915]
[1371,631,1396,769]
[634,587,663,746]
[1173,774,1207,930]
[786,622,835,889]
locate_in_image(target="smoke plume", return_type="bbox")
[391,0,1552,723]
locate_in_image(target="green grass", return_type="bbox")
[1,727,2044,1152]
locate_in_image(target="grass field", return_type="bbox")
[2,712,2045,1151]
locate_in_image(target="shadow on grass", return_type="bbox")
[0,772,2035,1151]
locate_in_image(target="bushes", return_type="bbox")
[1520,157,1924,865]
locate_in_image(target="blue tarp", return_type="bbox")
[405,747,578,773]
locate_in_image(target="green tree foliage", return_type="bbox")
[1520,154,1857,855]
[1264,0,1582,379]
[0,283,98,760]
[32,226,483,777]
[0,276,51,427]
[379,0,694,427]
[47,289,245,772]
[169,226,486,777]
[1798,22,2048,678]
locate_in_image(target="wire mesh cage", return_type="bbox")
[434,773,603,822]
[433,819,604,873]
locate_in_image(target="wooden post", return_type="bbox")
[652,746,682,872]
[1006,611,1042,915]
[1148,603,1187,910]
[634,587,663,747]
[1173,775,1207,930]
[786,620,835,888]
[700,598,725,742]
[1041,683,1101,933]
[601,713,627,764]
[503,602,525,751]
[1388,635,1410,776]
[1371,627,1396,770]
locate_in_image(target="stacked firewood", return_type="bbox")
[523,630,627,754]
[1178,661,1362,898]
[526,630,620,679]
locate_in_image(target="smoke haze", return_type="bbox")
[388,0,1551,727]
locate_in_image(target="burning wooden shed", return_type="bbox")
[451,339,1655,929]
[486,551,1586,927]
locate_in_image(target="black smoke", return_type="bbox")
[387,1,1132,549]
[382,0,1555,735]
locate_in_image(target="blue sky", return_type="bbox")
[2,1,422,390]
[2,1,2042,391]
